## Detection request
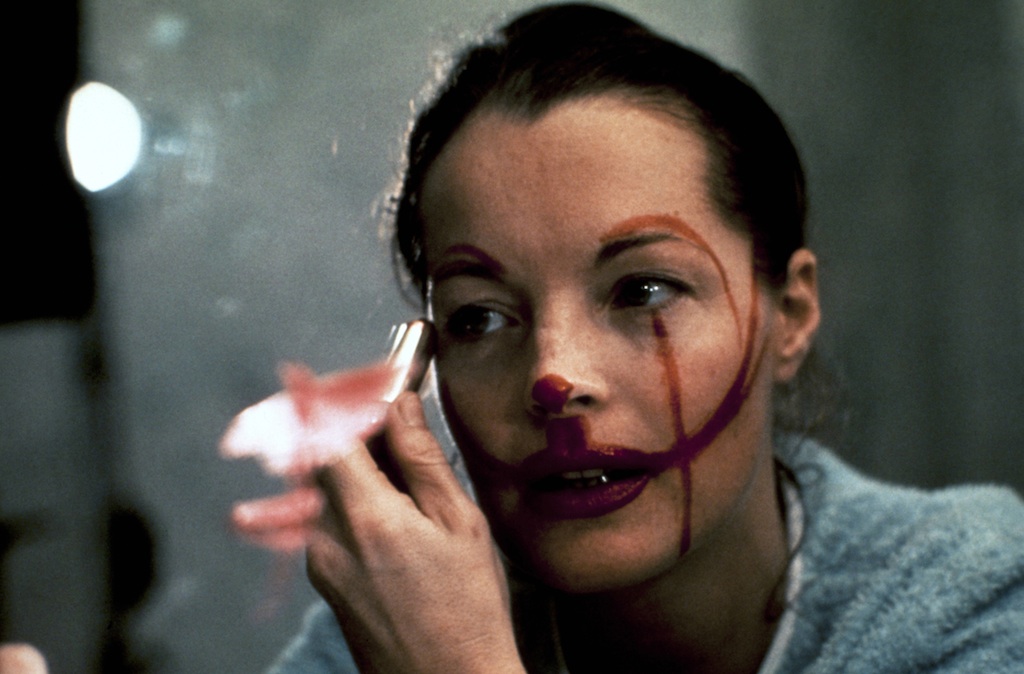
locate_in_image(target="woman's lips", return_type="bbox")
[510,417,675,520]
[525,471,652,519]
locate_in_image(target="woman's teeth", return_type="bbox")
[560,469,610,488]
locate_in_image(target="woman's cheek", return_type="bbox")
[438,357,519,442]
[436,373,523,513]
[670,333,750,425]
[437,376,495,473]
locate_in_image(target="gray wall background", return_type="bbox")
[1,1,1021,672]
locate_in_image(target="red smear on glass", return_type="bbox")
[221,360,395,547]
[221,360,394,480]
[220,359,399,618]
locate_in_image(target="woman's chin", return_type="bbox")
[518,544,680,594]
[483,470,688,593]
[497,516,684,594]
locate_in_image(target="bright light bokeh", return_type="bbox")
[65,82,143,192]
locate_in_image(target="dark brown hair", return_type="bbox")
[387,2,839,439]
[390,2,806,299]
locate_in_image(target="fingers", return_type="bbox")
[314,432,397,515]
[314,392,472,530]
[231,487,324,552]
[232,487,324,530]
[384,392,475,525]
[301,394,518,674]
[242,524,316,552]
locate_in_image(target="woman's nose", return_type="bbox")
[526,316,607,416]
[532,374,574,414]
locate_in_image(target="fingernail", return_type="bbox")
[396,392,424,427]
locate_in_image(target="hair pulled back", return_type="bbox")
[388,3,838,439]
[390,2,806,301]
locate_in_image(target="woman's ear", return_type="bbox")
[773,248,820,383]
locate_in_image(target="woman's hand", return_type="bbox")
[307,392,524,674]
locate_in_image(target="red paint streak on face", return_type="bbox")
[649,262,764,552]
[650,276,763,553]
[673,269,763,456]
[532,374,574,413]
[601,214,744,343]
[651,316,686,441]
[446,218,771,561]
[650,311,694,552]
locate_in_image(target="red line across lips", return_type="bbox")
[516,417,676,484]
[524,472,652,519]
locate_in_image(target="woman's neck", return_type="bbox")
[553,458,789,674]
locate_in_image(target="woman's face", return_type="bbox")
[420,96,805,592]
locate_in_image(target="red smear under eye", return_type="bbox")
[650,265,765,553]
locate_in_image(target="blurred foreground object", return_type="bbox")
[0,644,48,674]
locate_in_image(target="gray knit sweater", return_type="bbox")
[267,443,1024,673]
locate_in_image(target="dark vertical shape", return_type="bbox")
[1,0,95,324]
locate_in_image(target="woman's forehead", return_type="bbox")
[428,95,707,174]
[423,100,707,217]
[417,96,747,266]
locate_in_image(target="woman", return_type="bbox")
[266,4,1024,672]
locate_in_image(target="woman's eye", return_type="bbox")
[611,277,686,310]
[444,305,511,339]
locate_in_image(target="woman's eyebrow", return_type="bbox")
[596,231,684,265]
[432,244,506,284]
[597,214,716,265]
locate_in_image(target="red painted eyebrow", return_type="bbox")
[599,214,716,258]
[432,244,506,284]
